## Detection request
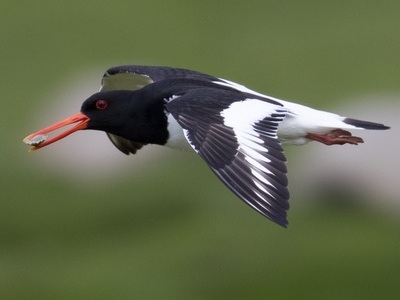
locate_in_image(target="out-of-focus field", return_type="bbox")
[1,1,399,299]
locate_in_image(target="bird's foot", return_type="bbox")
[306,129,364,145]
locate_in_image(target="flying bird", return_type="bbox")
[23,65,390,227]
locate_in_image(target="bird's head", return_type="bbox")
[23,90,169,151]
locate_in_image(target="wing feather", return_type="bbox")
[168,90,290,226]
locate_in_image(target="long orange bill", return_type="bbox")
[23,112,90,151]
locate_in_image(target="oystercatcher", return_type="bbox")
[23,65,389,227]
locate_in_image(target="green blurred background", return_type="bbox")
[2,1,399,299]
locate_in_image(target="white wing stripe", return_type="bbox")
[240,131,264,144]
[241,144,271,163]
[220,99,281,162]
[254,191,277,211]
[245,156,273,175]
[241,137,268,152]
[221,99,279,128]
[253,181,275,200]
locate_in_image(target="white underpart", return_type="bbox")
[221,99,281,199]
[164,95,193,151]
[215,78,363,145]
[165,113,193,151]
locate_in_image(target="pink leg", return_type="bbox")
[306,129,364,146]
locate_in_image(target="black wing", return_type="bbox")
[103,65,219,85]
[167,89,290,227]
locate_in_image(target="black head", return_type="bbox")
[81,90,169,145]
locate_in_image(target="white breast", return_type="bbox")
[165,113,193,151]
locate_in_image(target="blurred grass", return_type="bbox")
[1,1,399,299]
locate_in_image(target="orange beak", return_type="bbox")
[23,112,90,151]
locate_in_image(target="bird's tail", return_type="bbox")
[343,118,390,130]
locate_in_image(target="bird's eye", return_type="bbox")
[95,99,108,110]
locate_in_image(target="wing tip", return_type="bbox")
[267,214,289,228]
[276,220,289,228]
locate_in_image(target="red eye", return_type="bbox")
[96,99,108,110]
